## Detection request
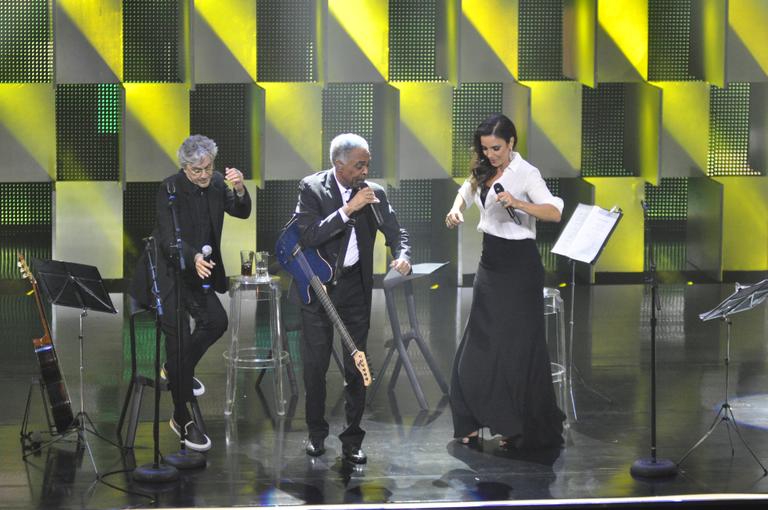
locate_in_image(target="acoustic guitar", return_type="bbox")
[17,253,75,434]
[275,219,372,386]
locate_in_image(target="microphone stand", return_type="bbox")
[162,182,206,470]
[630,200,676,478]
[133,238,179,482]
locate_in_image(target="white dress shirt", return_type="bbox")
[457,152,564,240]
[335,176,359,267]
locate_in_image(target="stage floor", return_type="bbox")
[2,282,768,509]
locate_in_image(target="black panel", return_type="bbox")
[0,0,51,83]
[257,0,316,82]
[123,0,183,83]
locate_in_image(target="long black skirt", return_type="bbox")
[450,235,565,449]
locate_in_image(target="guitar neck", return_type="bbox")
[30,281,53,343]
[307,276,360,355]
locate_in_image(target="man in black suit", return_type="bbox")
[294,133,411,464]
[130,135,251,452]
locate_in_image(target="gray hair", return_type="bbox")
[178,134,218,167]
[329,133,369,166]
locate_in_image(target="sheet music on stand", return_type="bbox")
[699,279,768,321]
[551,203,623,264]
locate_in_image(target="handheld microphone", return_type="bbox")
[201,245,213,293]
[357,182,383,226]
[493,182,521,225]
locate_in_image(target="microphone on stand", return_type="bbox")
[357,182,383,226]
[201,245,213,293]
[493,182,521,225]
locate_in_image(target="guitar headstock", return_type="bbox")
[353,351,372,387]
[17,252,37,286]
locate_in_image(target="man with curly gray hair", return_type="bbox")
[130,134,251,452]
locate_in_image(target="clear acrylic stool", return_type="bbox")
[543,287,576,423]
[224,275,289,416]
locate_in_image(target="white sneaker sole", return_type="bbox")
[161,365,206,397]
[169,418,212,452]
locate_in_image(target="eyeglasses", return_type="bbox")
[187,163,214,175]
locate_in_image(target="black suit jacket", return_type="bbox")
[295,169,410,306]
[130,170,252,308]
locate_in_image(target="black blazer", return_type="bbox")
[295,169,410,306]
[130,170,252,308]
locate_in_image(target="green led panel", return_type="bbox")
[0,0,52,82]
[0,183,52,279]
[123,182,158,281]
[0,295,48,375]
[582,84,632,177]
[389,0,443,82]
[648,0,698,81]
[56,84,121,181]
[257,180,301,255]
[121,314,165,382]
[191,84,252,178]
[708,83,761,176]
[518,0,565,81]
[322,84,376,176]
[387,180,434,264]
[451,83,503,178]
[645,178,688,221]
[257,0,315,82]
[123,0,182,83]
[644,178,687,272]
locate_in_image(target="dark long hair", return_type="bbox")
[469,113,517,192]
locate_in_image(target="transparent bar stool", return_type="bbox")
[224,275,288,416]
[543,287,576,423]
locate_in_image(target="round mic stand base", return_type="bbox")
[164,449,206,470]
[133,462,179,483]
[630,457,677,479]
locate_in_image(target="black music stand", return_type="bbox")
[367,262,449,410]
[677,279,768,473]
[31,258,120,476]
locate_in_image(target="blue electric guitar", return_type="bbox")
[275,218,371,386]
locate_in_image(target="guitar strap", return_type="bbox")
[333,217,356,286]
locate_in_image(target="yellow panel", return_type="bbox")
[563,0,596,88]
[714,177,768,271]
[462,0,518,78]
[0,84,55,179]
[583,177,645,273]
[60,0,122,80]
[598,0,648,80]
[702,0,726,87]
[260,83,322,171]
[392,82,454,175]
[656,82,709,174]
[627,83,661,185]
[55,182,123,279]
[729,0,768,76]
[329,0,388,79]
[222,180,257,277]
[524,81,582,173]
[125,83,190,166]
[196,0,257,81]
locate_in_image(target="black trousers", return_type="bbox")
[161,280,228,407]
[300,265,370,448]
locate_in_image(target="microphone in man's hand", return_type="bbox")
[201,245,213,293]
[493,182,522,225]
[357,182,383,226]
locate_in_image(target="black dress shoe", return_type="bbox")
[342,445,367,464]
[305,438,325,457]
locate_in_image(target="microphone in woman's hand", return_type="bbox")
[492,182,522,225]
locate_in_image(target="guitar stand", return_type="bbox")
[23,310,123,478]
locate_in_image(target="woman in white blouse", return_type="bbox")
[445,113,566,450]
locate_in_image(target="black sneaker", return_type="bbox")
[169,417,211,452]
[161,363,205,397]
